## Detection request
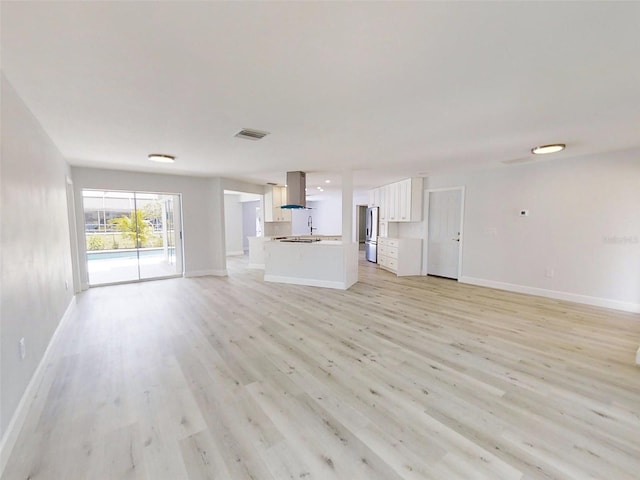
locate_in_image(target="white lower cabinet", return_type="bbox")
[378,237,422,276]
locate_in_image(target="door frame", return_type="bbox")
[80,189,184,287]
[65,176,82,293]
[422,186,465,279]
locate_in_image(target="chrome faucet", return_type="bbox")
[308,216,317,235]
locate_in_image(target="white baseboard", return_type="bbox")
[185,269,228,278]
[226,251,244,256]
[459,276,640,314]
[0,296,77,476]
[264,274,354,290]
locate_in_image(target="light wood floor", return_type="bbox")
[3,255,640,480]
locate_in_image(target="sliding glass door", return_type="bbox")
[82,189,183,286]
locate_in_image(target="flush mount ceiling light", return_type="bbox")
[325,179,331,184]
[148,154,175,163]
[531,143,566,155]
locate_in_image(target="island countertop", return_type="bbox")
[276,239,344,246]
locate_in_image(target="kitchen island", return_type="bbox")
[264,239,358,290]
[248,235,341,269]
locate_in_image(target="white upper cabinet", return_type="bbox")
[386,183,395,221]
[368,187,382,208]
[397,178,410,221]
[265,186,291,222]
[380,185,389,221]
[368,177,422,223]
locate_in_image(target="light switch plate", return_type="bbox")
[19,337,26,360]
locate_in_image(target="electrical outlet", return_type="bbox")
[545,267,555,278]
[19,338,26,360]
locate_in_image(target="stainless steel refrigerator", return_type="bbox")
[365,207,379,263]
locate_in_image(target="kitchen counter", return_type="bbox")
[248,236,342,269]
[248,237,267,268]
[264,240,358,290]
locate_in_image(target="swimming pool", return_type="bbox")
[87,248,174,261]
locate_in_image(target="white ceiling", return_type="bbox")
[2,2,639,189]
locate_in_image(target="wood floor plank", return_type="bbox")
[3,253,640,480]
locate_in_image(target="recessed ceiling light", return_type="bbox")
[148,154,175,163]
[325,179,331,184]
[531,144,566,155]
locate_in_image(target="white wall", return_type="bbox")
[0,74,74,440]
[224,194,244,255]
[353,190,368,207]
[242,200,259,250]
[71,167,228,281]
[222,178,265,196]
[290,189,370,238]
[304,190,343,235]
[291,202,317,236]
[424,149,640,312]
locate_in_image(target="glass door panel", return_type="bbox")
[83,189,183,286]
[139,193,183,280]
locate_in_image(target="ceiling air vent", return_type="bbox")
[235,128,270,141]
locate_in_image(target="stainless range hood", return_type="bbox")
[281,171,306,209]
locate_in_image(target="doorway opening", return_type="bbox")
[82,189,183,286]
[223,191,263,258]
[356,205,367,250]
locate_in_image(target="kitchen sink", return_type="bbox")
[280,238,321,243]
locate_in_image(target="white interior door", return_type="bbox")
[428,189,462,279]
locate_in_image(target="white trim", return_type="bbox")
[87,274,183,288]
[264,274,355,290]
[424,186,465,280]
[226,251,244,256]
[636,346,640,366]
[459,276,640,314]
[248,263,265,270]
[0,296,76,476]
[185,269,228,277]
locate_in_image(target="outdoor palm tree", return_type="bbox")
[109,210,151,248]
